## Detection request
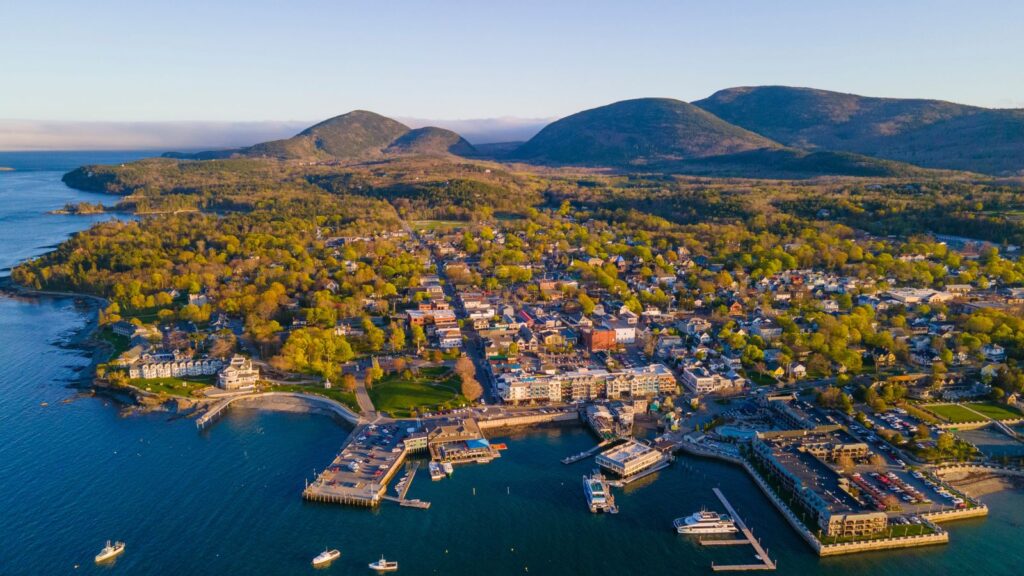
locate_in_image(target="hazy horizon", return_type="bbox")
[0,116,552,152]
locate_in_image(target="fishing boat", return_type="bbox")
[312,548,341,567]
[429,461,444,481]
[673,509,738,534]
[94,540,125,563]
[369,555,399,572]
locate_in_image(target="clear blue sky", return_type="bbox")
[5,0,1023,122]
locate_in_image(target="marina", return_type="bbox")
[709,488,776,572]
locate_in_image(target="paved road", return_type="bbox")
[354,377,377,417]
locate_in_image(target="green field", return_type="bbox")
[131,376,213,397]
[924,403,988,423]
[369,366,467,417]
[412,219,466,232]
[964,402,1023,421]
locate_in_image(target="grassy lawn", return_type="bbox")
[369,367,467,417]
[412,220,466,232]
[268,384,358,411]
[131,376,213,397]
[923,403,987,423]
[964,401,1023,421]
[97,329,132,357]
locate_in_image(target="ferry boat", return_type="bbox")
[369,555,399,571]
[312,548,341,567]
[442,462,454,477]
[583,470,617,513]
[673,509,738,534]
[94,540,125,563]
[429,461,444,481]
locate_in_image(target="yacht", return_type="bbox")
[583,470,617,513]
[429,461,444,481]
[94,540,125,563]
[369,555,399,572]
[673,509,738,534]
[312,548,341,567]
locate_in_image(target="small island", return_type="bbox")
[49,201,106,215]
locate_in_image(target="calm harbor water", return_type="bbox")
[0,152,1022,575]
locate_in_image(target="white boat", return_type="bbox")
[583,470,617,513]
[312,548,341,567]
[442,462,454,476]
[429,461,444,481]
[369,555,399,571]
[673,509,738,534]
[95,540,125,563]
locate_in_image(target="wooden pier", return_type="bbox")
[561,439,614,465]
[395,461,419,500]
[700,539,750,546]
[709,487,776,572]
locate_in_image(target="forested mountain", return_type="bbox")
[695,86,1024,175]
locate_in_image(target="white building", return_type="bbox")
[217,355,260,390]
[596,440,666,477]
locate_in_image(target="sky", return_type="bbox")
[3,0,1023,148]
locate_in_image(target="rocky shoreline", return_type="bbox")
[0,276,196,415]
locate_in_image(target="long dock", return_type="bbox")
[709,487,776,572]
[561,439,614,464]
[395,461,420,500]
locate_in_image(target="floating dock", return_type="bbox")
[709,487,776,572]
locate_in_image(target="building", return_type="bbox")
[581,327,616,352]
[682,366,740,394]
[217,355,260,390]
[605,364,677,399]
[128,357,223,380]
[596,440,666,477]
[753,436,888,538]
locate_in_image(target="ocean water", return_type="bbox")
[0,153,1022,575]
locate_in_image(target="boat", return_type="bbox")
[312,548,341,567]
[369,555,399,572]
[673,509,738,534]
[442,462,454,476]
[94,540,125,563]
[583,470,617,513]
[429,461,444,481]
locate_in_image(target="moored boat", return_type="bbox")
[95,540,125,563]
[673,509,738,534]
[312,548,341,567]
[442,462,454,477]
[369,555,399,571]
[583,470,617,513]
[429,461,444,480]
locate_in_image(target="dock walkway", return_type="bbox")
[709,487,776,572]
[395,461,419,500]
[562,439,616,465]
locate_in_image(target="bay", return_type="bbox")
[0,152,1020,575]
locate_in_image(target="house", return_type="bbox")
[790,363,807,379]
[983,343,1006,362]
[728,300,744,316]
[217,355,260,390]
